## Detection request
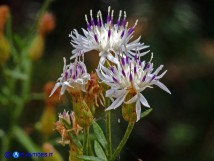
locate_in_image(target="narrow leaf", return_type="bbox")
[13,126,40,161]
[77,155,106,161]
[94,141,107,161]
[141,108,153,118]
[92,122,107,149]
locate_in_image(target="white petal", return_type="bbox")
[49,82,61,97]
[136,100,141,122]
[155,81,171,94]
[105,90,128,111]
[125,94,138,104]
[139,93,150,108]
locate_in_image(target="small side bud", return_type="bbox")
[38,12,55,36]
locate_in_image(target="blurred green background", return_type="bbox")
[0,0,214,161]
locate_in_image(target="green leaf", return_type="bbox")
[5,69,27,80]
[77,155,106,161]
[94,141,107,161]
[69,132,82,148]
[13,126,40,161]
[92,121,107,150]
[141,108,153,118]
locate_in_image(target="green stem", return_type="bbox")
[83,127,90,155]
[106,110,112,159]
[110,122,135,161]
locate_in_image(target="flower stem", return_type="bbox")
[110,122,135,161]
[83,127,89,155]
[106,110,112,159]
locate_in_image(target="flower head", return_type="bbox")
[69,6,149,67]
[96,53,171,122]
[50,56,90,97]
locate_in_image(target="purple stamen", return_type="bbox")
[110,66,114,72]
[142,75,146,82]
[121,30,125,38]
[97,19,101,28]
[139,60,142,66]
[134,66,137,74]
[94,34,98,43]
[108,29,111,38]
[146,63,150,69]
[112,76,118,83]
[122,18,126,28]
[129,73,133,82]
[117,19,120,27]
[107,15,110,23]
[134,55,138,61]
[126,56,129,64]
[65,71,68,80]
[121,57,125,66]
[91,19,95,26]
[75,69,78,76]
[87,23,91,31]
[151,75,156,81]
[72,75,76,79]
[128,27,134,35]
[122,69,126,77]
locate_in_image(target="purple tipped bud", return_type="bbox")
[112,76,118,83]
[91,19,95,26]
[117,19,120,27]
[151,75,156,81]
[94,34,98,43]
[75,69,78,76]
[108,29,111,38]
[65,71,68,80]
[134,66,137,74]
[121,57,125,66]
[146,63,150,69]
[126,56,129,64]
[97,19,101,28]
[122,18,126,27]
[122,69,126,77]
[121,30,125,38]
[87,23,91,31]
[134,54,138,61]
[142,75,146,82]
[110,66,114,72]
[107,15,110,23]
[128,27,134,35]
[129,73,133,82]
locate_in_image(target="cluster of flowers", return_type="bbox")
[50,6,171,124]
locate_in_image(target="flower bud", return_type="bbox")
[0,34,10,64]
[40,105,56,135]
[122,93,137,123]
[85,72,105,114]
[38,12,55,36]
[0,5,9,33]
[28,34,44,61]
[73,97,93,128]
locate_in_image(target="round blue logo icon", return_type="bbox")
[13,151,20,158]
[4,151,11,158]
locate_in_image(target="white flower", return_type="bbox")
[50,57,90,97]
[69,6,149,67]
[96,54,171,122]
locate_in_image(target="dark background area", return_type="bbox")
[0,0,214,161]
